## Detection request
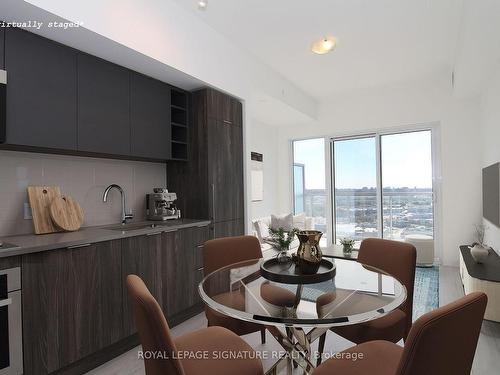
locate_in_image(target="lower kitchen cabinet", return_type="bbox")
[22,240,123,375]
[213,219,245,239]
[164,225,209,317]
[20,224,209,374]
[121,233,163,336]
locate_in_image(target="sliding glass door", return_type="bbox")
[381,131,433,240]
[333,136,379,243]
[332,130,434,244]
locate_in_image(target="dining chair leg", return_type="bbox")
[316,332,326,366]
[285,327,298,369]
[261,328,266,344]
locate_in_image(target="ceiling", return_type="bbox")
[173,0,464,99]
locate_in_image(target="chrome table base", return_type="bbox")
[265,325,330,375]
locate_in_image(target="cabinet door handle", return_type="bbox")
[67,243,91,250]
[146,231,162,236]
[0,298,12,308]
[211,183,216,222]
[223,120,233,125]
[163,228,179,233]
[196,267,204,272]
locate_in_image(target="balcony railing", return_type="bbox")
[296,189,433,242]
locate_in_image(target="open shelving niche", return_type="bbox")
[170,89,188,160]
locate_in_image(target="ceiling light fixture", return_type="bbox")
[197,0,208,10]
[311,37,337,55]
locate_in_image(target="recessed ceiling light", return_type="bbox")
[311,37,337,55]
[197,0,208,10]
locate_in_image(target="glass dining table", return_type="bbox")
[199,255,406,374]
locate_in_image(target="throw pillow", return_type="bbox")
[270,213,293,231]
[293,213,307,230]
[259,221,270,239]
[252,220,263,242]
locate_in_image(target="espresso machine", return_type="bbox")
[146,188,180,221]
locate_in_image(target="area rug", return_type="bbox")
[413,266,439,320]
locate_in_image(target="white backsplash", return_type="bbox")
[0,150,166,236]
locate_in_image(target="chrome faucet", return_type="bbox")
[103,184,134,225]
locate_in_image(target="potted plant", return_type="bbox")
[340,238,355,256]
[267,227,298,262]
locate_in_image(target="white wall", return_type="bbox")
[275,76,483,266]
[0,151,166,236]
[480,64,500,252]
[248,121,281,219]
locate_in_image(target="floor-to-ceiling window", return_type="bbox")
[331,129,434,245]
[381,131,433,240]
[333,136,379,242]
[292,138,328,239]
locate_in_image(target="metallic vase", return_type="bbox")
[296,230,323,274]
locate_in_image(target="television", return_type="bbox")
[483,162,500,227]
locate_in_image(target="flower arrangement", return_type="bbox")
[267,227,298,252]
[474,224,487,247]
[340,237,355,254]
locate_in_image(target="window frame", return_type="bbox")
[290,122,442,264]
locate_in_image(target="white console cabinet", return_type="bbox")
[459,246,500,322]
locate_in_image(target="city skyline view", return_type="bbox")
[294,131,434,242]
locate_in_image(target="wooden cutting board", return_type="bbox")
[50,196,84,232]
[27,186,62,234]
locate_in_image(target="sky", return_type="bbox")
[293,130,433,190]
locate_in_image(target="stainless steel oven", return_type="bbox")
[0,267,22,375]
[0,69,5,143]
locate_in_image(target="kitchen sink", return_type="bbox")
[105,222,165,232]
[104,219,192,232]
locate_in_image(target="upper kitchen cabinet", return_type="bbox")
[1,26,190,161]
[130,72,171,159]
[167,88,244,238]
[4,28,78,149]
[206,88,242,126]
[77,53,130,155]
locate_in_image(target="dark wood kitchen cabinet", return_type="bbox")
[1,26,192,161]
[4,28,78,149]
[213,219,245,239]
[122,226,208,332]
[167,88,245,238]
[164,225,208,317]
[206,88,242,126]
[21,240,123,375]
[18,223,209,374]
[208,118,245,223]
[130,72,171,159]
[121,233,163,336]
[77,53,130,155]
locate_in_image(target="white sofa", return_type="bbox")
[251,214,315,256]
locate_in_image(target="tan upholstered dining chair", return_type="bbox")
[313,292,487,375]
[316,238,416,364]
[203,235,268,343]
[126,275,263,375]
